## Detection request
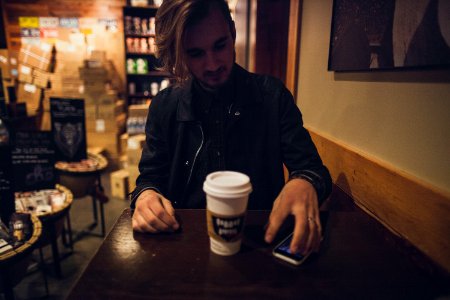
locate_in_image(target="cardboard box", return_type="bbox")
[119,154,128,169]
[98,91,117,106]
[83,81,106,93]
[32,68,50,88]
[127,165,140,192]
[90,50,107,62]
[83,90,104,106]
[128,104,149,119]
[86,131,121,156]
[79,66,108,81]
[18,64,33,83]
[126,147,142,166]
[97,100,125,120]
[120,133,128,155]
[84,104,97,120]
[127,134,146,150]
[0,49,10,79]
[19,44,53,71]
[110,169,129,199]
[85,112,126,133]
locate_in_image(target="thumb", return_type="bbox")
[161,197,176,217]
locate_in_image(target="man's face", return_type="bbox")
[183,7,235,91]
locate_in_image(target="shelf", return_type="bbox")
[124,5,164,107]
[126,52,156,56]
[128,93,153,98]
[125,33,155,38]
[127,71,170,76]
[125,5,159,11]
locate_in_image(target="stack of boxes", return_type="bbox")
[42,49,126,168]
[0,49,15,107]
[15,44,53,116]
[80,52,126,169]
[41,47,85,131]
[111,104,148,199]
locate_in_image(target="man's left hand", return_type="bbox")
[264,178,322,255]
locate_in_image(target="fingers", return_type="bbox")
[290,212,308,254]
[147,195,179,230]
[291,206,321,255]
[267,178,323,256]
[132,190,179,233]
[264,196,289,243]
[132,212,158,233]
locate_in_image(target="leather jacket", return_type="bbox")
[131,64,332,210]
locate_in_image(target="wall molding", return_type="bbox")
[308,127,450,273]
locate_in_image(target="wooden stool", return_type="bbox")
[55,152,109,240]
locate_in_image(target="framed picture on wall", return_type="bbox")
[328,0,450,71]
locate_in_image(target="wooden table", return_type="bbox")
[67,194,449,299]
[0,214,42,300]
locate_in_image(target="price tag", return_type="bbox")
[19,17,39,28]
[39,17,59,28]
[96,119,105,132]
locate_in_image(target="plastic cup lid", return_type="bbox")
[203,171,252,198]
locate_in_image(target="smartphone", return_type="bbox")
[272,233,309,266]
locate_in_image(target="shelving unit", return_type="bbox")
[123,5,170,106]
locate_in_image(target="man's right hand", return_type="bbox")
[132,190,180,233]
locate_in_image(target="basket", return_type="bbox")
[55,152,108,198]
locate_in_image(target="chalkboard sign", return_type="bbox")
[11,131,56,192]
[0,118,14,223]
[50,98,87,162]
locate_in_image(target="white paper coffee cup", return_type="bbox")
[203,171,252,256]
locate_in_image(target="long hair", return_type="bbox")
[155,0,234,84]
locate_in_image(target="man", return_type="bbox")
[131,0,332,256]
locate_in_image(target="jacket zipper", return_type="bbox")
[183,123,204,197]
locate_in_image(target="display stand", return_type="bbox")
[0,214,42,300]
[55,152,108,240]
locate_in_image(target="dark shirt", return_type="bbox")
[185,72,236,208]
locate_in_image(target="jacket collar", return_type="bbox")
[176,64,262,122]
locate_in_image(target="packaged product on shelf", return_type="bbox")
[149,37,156,54]
[149,17,156,35]
[160,78,170,91]
[128,82,136,95]
[127,58,136,74]
[126,38,134,52]
[140,38,148,53]
[133,17,141,34]
[136,58,148,74]
[125,16,133,34]
[141,18,148,35]
[151,82,159,96]
[133,38,140,52]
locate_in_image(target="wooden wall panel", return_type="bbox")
[253,0,290,83]
[308,127,450,273]
[286,0,302,97]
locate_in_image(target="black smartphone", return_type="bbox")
[272,232,309,266]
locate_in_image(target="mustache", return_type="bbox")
[204,66,225,77]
